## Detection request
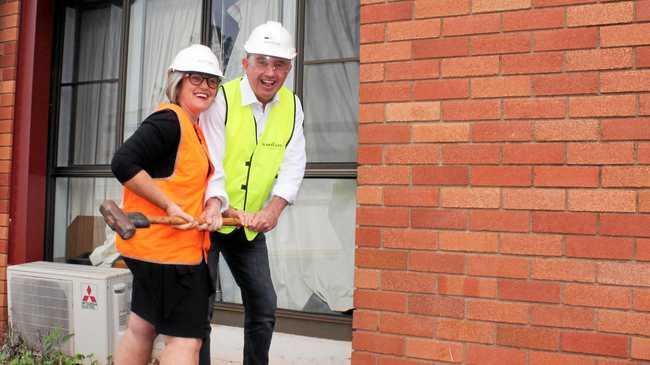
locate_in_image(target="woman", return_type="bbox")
[111,44,225,365]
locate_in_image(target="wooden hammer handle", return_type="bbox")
[148,216,240,226]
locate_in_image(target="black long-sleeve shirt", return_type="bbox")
[111,109,180,183]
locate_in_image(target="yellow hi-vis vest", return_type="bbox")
[219,78,296,241]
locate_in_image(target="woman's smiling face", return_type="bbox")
[177,73,218,120]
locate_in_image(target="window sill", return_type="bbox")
[211,302,352,341]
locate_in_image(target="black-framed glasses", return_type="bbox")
[186,73,220,89]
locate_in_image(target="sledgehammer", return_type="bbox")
[99,199,239,240]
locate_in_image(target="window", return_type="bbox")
[49,1,128,263]
[56,3,122,167]
[302,1,359,164]
[48,0,359,320]
[210,0,359,316]
[48,0,205,262]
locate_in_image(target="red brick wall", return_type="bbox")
[355,0,650,363]
[0,0,18,333]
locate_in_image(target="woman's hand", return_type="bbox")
[166,202,197,230]
[199,197,223,231]
[123,171,197,230]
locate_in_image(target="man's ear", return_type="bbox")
[242,56,249,70]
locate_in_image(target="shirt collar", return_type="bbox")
[240,76,280,107]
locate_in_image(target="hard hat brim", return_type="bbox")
[244,44,297,60]
[169,68,224,78]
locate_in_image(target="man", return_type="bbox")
[199,21,306,365]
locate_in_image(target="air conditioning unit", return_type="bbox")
[7,261,132,364]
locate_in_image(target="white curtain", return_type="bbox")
[303,63,358,163]
[72,5,122,165]
[219,179,356,312]
[123,0,203,139]
[269,179,356,312]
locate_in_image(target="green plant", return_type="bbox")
[0,327,99,365]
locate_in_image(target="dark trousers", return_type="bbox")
[199,229,277,365]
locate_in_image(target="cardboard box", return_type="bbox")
[66,215,106,259]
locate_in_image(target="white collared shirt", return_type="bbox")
[200,76,306,210]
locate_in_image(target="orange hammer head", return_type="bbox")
[99,200,136,240]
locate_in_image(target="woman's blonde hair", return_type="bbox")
[164,71,185,104]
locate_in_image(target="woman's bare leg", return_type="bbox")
[114,313,157,365]
[160,336,202,365]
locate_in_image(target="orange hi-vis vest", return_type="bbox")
[116,103,213,265]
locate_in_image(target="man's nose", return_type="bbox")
[262,64,276,75]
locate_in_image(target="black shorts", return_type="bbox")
[123,257,211,338]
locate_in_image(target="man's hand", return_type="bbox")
[248,196,288,233]
[200,197,223,231]
[224,207,251,227]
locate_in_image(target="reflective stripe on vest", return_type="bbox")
[219,79,296,241]
[116,103,213,264]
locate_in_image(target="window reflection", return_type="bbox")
[53,177,122,263]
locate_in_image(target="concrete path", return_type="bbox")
[152,324,352,365]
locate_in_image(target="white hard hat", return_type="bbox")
[244,21,297,60]
[168,44,223,77]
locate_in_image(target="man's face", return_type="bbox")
[242,54,292,105]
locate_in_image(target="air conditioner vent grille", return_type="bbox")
[10,275,73,354]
